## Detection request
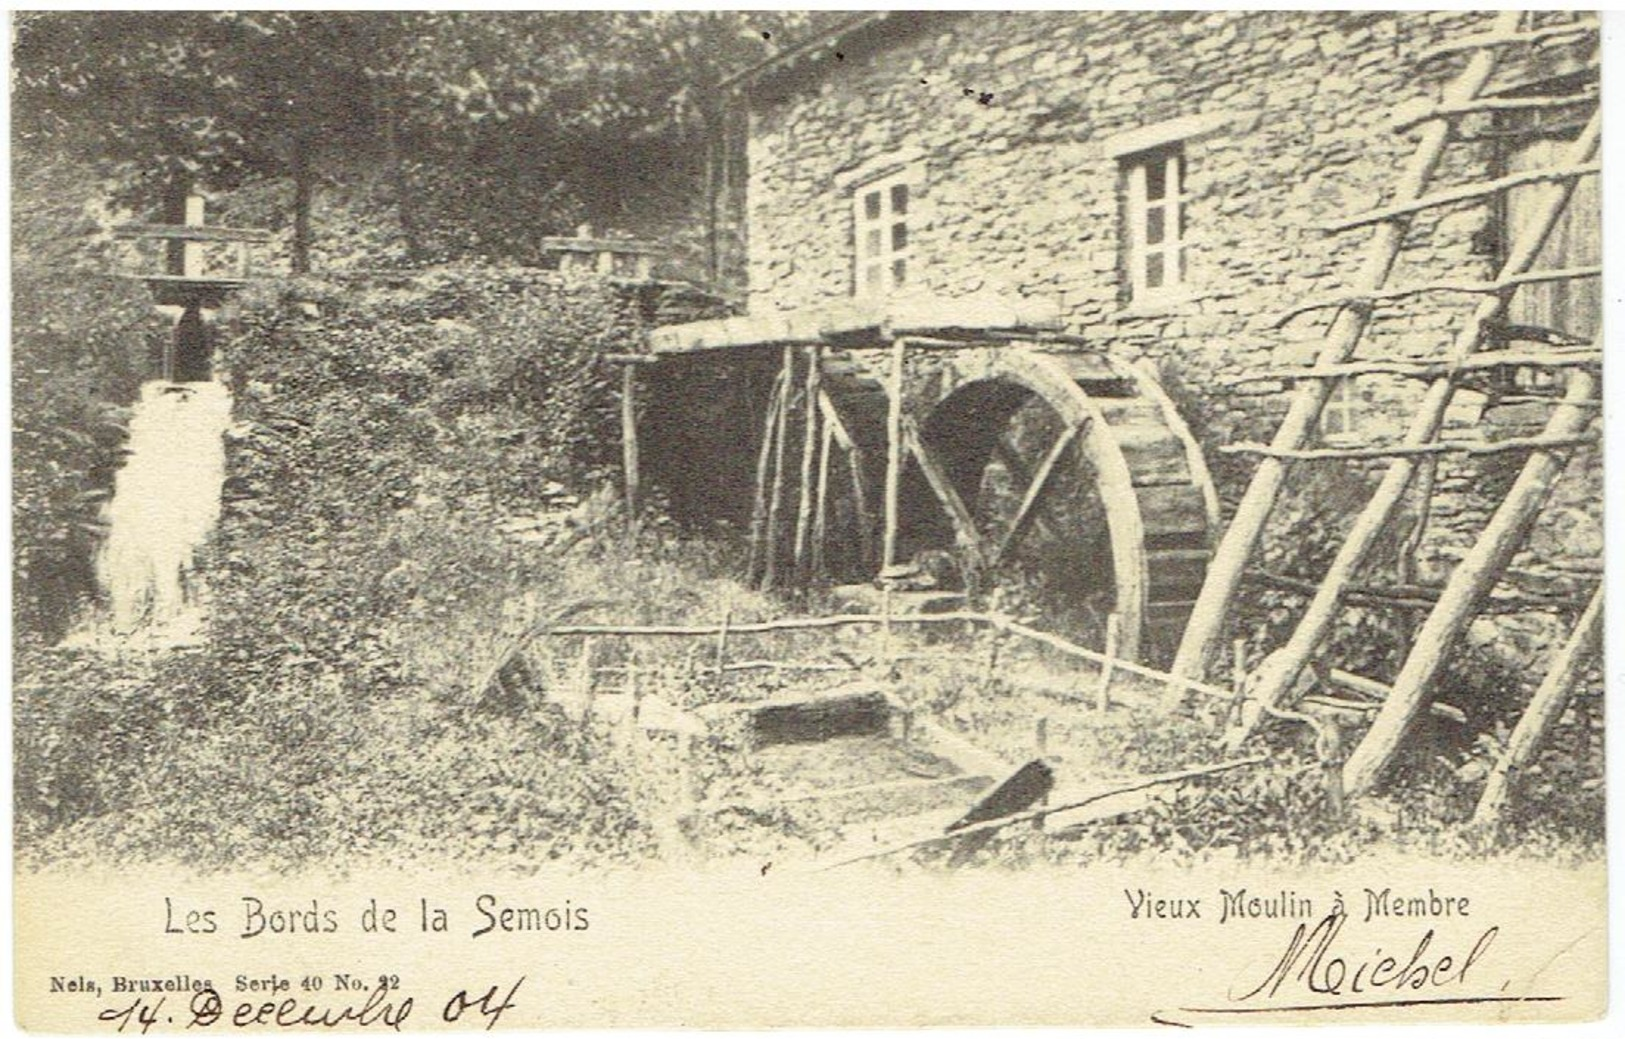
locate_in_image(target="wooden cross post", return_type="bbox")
[620,364,641,535]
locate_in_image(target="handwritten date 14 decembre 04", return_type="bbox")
[97,977,524,1033]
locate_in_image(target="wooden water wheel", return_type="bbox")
[819,344,1219,664]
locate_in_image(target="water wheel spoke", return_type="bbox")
[902,417,990,568]
[991,421,1086,566]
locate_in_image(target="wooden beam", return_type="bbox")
[1229,346,1601,384]
[1219,432,1596,462]
[1275,266,1602,327]
[1226,113,1599,732]
[1169,13,1523,685]
[989,442,1066,550]
[902,419,990,569]
[1417,18,1597,61]
[882,336,907,573]
[817,391,876,569]
[993,422,1083,565]
[113,223,272,243]
[1342,369,1600,797]
[619,364,641,532]
[762,346,796,590]
[746,364,788,582]
[1321,162,1599,233]
[1470,585,1602,830]
[811,410,835,579]
[792,345,823,578]
[1390,91,1597,134]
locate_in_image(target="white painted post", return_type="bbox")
[183,194,206,278]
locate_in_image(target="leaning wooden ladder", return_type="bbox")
[1168,11,1602,797]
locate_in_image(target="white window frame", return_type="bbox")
[852,169,914,299]
[1321,376,1360,440]
[1124,147,1187,302]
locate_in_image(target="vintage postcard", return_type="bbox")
[9,8,1609,1030]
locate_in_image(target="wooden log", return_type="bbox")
[1230,114,1599,737]
[1342,368,1599,796]
[792,345,823,579]
[989,441,1066,549]
[902,419,990,568]
[1390,91,1597,134]
[812,407,835,578]
[1094,613,1119,711]
[1218,432,1596,461]
[882,336,907,572]
[1321,162,1599,233]
[1275,266,1602,326]
[1417,18,1597,61]
[1169,13,1523,686]
[762,346,796,590]
[993,422,1082,565]
[817,390,875,568]
[820,755,1268,870]
[1470,585,1602,830]
[1228,347,1601,383]
[619,364,641,533]
[745,365,788,581]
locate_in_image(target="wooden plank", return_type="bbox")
[1110,423,1192,485]
[1169,11,1527,687]
[1470,584,1602,830]
[1134,484,1209,537]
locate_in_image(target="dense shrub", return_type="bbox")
[11,150,164,642]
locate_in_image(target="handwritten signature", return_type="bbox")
[97,977,524,1033]
[1234,905,1497,1001]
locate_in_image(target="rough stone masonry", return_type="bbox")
[734,10,1600,673]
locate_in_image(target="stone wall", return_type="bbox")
[738,10,1600,670]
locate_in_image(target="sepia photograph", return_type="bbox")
[9,7,1609,1029]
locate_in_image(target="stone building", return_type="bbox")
[644,11,1598,678]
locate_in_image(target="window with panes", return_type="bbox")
[853,172,912,298]
[1123,147,1187,301]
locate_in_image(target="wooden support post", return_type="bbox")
[818,390,874,569]
[762,346,796,590]
[620,364,640,534]
[1171,11,1523,686]
[746,363,788,583]
[1232,115,1600,739]
[1342,367,1599,796]
[713,600,732,692]
[792,345,822,581]
[1094,613,1119,712]
[577,637,596,727]
[1227,638,1248,729]
[1470,585,1602,831]
[882,336,907,574]
[812,407,835,579]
